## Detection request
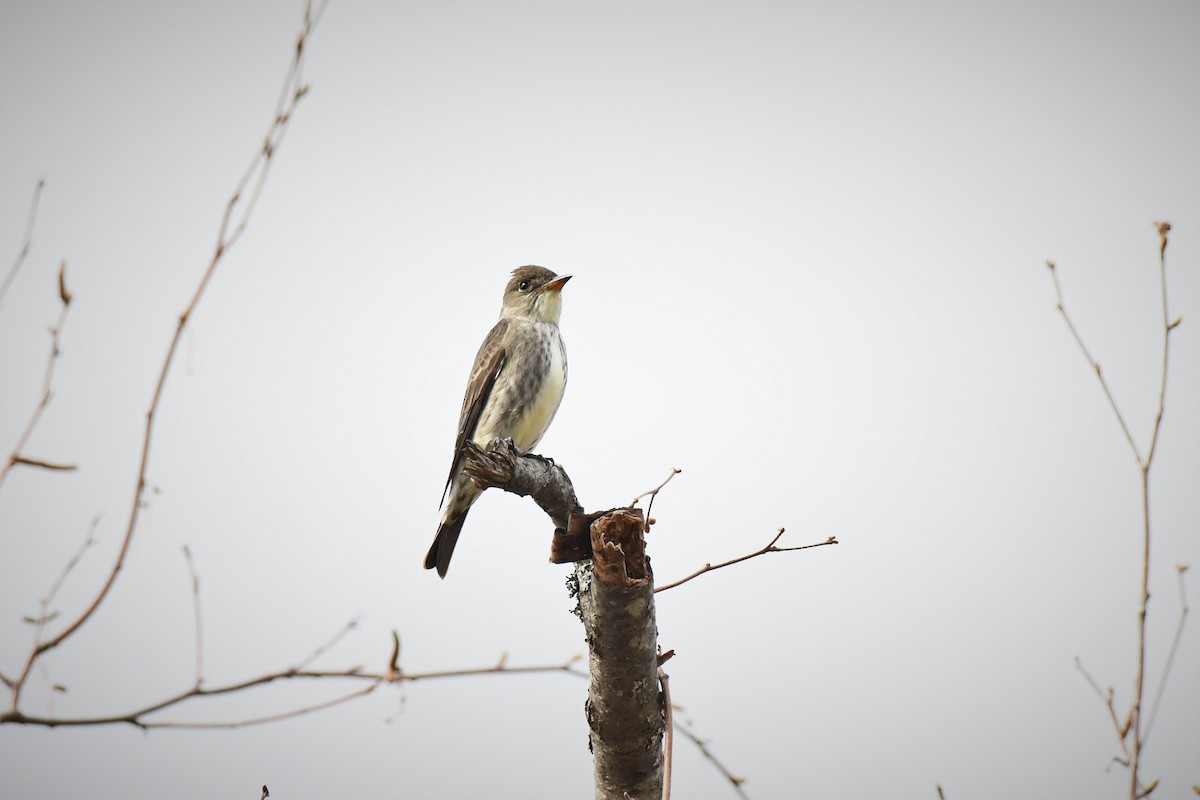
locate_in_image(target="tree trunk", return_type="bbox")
[460,441,664,797]
[575,508,663,800]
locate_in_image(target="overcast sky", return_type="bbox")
[2,1,1198,798]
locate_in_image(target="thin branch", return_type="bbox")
[10,456,77,471]
[1050,226,1182,800]
[673,718,750,799]
[293,617,361,672]
[3,519,98,692]
[386,630,402,680]
[401,656,585,684]
[17,515,104,705]
[1045,260,1143,465]
[654,529,838,593]
[0,177,45,307]
[181,546,203,688]
[0,261,73,493]
[32,514,102,636]
[6,1,327,713]
[1132,467,1152,799]
[630,467,681,532]
[1129,221,1175,800]
[146,683,381,730]
[629,468,681,507]
[1143,565,1190,744]
[1144,221,1175,466]
[1075,656,1133,761]
[0,653,584,730]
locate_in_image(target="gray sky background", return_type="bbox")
[2,1,1198,798]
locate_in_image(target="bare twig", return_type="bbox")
[629,468,681,508]
[1129,221,1176,799]
[5,0,328,715]
[1,515,103,700]
[0,261,74,493]
[293,617,361,672]
[0,651,584,730]
[181,546,203,687]
[398,654,584,684]
[630,467,681,533]
[1143,564,1190,744]
[0,177,45,307]
[1045,259,1142,464]
[31,515,102,647]
[10,456,76,471]
[654,529,838,593]
[386,630,401,680]
[1050,222,1184,800]
[1145,221,1174,466]
[673,718,750,799]
[148,684,382,730]
[1075,657,1133,763]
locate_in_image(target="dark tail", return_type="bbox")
[424,511,468,578]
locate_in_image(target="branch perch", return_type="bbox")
[457,438,587,563]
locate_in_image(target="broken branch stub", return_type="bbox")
[577,507,663,800]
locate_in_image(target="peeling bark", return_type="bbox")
[577,509,663,800]
[460,441,664,798]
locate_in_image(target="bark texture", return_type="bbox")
[576,508,663,800]
[458,438,585,562]
[460,442,664,797]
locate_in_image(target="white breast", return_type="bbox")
[472,325,567,453]
[507,331,566,451]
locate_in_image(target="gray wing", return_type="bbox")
[439,319,508,508]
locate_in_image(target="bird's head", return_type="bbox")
[500,265,571,324]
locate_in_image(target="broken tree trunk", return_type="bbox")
[576,508,663,800]
[459,440,664,799]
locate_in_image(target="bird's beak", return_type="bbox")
[542,274,572,293]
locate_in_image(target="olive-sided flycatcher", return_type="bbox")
[425,265,571,578]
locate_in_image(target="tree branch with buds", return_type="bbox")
[1047,222,1191,800]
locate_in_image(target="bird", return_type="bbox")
[425,265,571,578]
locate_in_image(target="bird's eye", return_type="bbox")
[518,279,531,291]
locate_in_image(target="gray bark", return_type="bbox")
[459,441,664,798]
[576,508,663,800]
